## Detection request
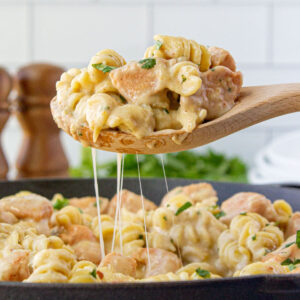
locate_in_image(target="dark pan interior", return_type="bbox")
[0,178,300,300]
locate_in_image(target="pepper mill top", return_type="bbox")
[15,63,69,178]
[16,63,64,104]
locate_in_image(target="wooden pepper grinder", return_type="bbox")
[15,63,69,178]
[0,68,12,179]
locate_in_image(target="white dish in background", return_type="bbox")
[250,131,300,184]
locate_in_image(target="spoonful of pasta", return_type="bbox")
[51,35,300,154]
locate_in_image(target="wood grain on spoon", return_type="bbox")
[52,83,300,154]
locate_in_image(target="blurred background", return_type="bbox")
[1,0,300,183]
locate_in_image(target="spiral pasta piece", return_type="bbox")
[218,212,284,275]
[69,261,100,283]
[54,206,83,227]
[25,249,76,283]
[144,35,211,72]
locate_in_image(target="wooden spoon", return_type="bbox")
[51,83,300,154]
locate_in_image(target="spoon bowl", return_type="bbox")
[52,83,300,154]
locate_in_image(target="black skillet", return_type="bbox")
[0,178,300,300]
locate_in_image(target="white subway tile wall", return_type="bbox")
[0,0,300,177]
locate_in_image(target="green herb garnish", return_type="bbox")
[78,131,83,136]
[163,108,169,114]
[296,230,300,248]
[78,208,83,214]
[90,269,97,278]
[195,268,211,279]
[53,198,69,210]
[181,75,187,83]
[92,63,117,73]
[252,234,256,241]
[138,234,144,240]
[211,68,215,72]
[213,211,225,219]
[281,258,294,265]
[284,242,295,248]
[155,40,163,50]
[139,58,156,69]
[119,95,127,103]
[93,199,101,207]
[289,264,296,271]
[163,216,167,221]
[175,202,192,216]
[240,212,247,216]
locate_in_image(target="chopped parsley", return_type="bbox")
[90,269,97,278]
[263,249,271,256]
[213,211,226,219]
[119,95,127,103]
[53,197,69,210]
[163,108,169,114]
[296,230,300,248]
[281,258,300,272]
[77,131,83,136]
[138,234,144,240]
[289,264,296,271]
[211,67,215,72]
[284,242,295,248]
[166,204,170,207]
[139,58,156,69]
[252,234,256,241]
[211,205,218,209]
[92,63,117,73]
[240,212,247,216]
[163,216,168,221]
[78,208,83,214]
[195,268,211,279]
[155,40,163,50]
[273,221,280,227]
[93,199,101,207]
[175,202,192,216]
[181,75,187,83]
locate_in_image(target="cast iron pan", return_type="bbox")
[0,178,300,300]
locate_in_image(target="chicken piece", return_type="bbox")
[109,60,167,106]
[220,192,278,225]
[132,248,181,278]
[209,46,236,72]
[60,224,97,245]
[161,183,218,207]
[285,212,300,239]
[0,250,30,281]
[0,192,53,221]
[262,234,300,264]
[69,196,109,217]
[108,189,157,217]
[72,240,101,265]
[181,66,242,120]
[0,210,18,224]
[100,252,137,278]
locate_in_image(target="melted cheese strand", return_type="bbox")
[160,154,169,193]
[111,153,122,253]
[118,154,125,252]
[160,154,183,266]
[136,154,151,269]
[91,148,105,259]
[117,153,123,254]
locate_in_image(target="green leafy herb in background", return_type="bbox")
[70,147,248,183]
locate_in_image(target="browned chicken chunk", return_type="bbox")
[209,46,236,71]
[100,252,137,278]
[285,212,300,238]
[220,192,278,225]
[132,248,181,278]
[0,250,30,281]
[108,189,157,217]
[181,66,242,120]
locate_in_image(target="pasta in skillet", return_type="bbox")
[0,182,299,283]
